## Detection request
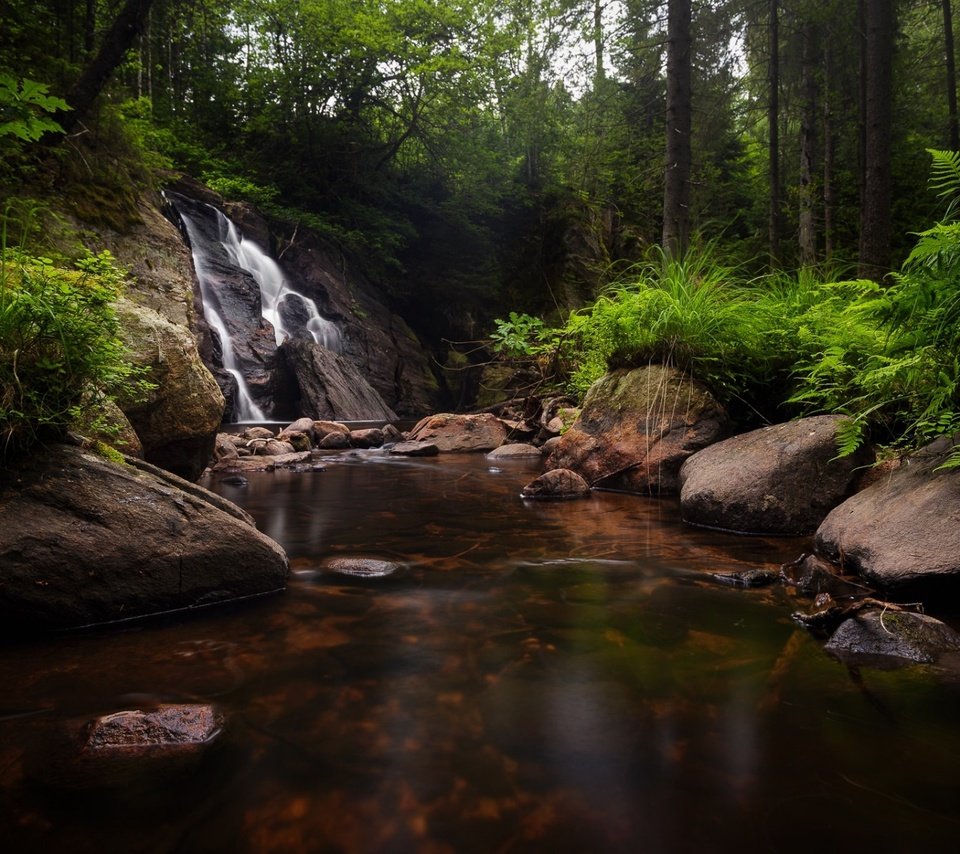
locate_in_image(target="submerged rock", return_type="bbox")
[324,557,406,580]
[825,609,960,665]
[0,443,289,632]
[546,365,729,495]
[521,468,592,499]
[679,415,872,535]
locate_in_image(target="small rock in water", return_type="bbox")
[521,468,591,499]
[389,441,439,457]
[487,443,543,459]
[324,557,406,580]
[709,567,780,588]
[219,475,248,487]
[825,609,960,665]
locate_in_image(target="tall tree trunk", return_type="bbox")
[858,0,895,279]
[768,0,781,266]
[594,0,605,86]
[84,0,96,57]
[663,0,692,260]
[61,0,156,132]
[799,20,819,266]
[944,0,959,150]
[823,43,836,260]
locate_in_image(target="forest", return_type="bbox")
[3,0,960,462]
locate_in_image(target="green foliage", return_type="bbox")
[0,75,67,143]
[0,232,152,460]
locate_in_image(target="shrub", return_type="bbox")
[0,240,151,459]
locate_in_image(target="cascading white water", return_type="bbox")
[178,210,267,423]
[216,213,341,350]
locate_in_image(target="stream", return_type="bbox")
[1,451,959,851]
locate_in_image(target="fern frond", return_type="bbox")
[926,148,960,198]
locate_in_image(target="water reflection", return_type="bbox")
[0,453,959,851]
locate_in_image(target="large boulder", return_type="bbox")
[0,443,289,632]
[406,413,507,452]
[815,434,960,592]
[678,415,872,535]
[282,338,398,421]
[116,299,225,481]
[545,365,729,494]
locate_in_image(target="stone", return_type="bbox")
[116,299,224,480]
[679,415,873,535]
[709,568,780,588]
[27,704,226,790]
[279,417,316,441]
[521,468,592,499]
[545,365,729,495]
[283,338,398,421]
[825,609,960,665]
[350,428,384,448]
[324,557,406,580]
[406,412,508,453]
[213,434,239,462]
[280,431,312,452]
[259,439,297,456]
[0,443,289,632]
[815,434,960,592]
[242,426,275,440]
[319,431,350,450]
[314,420,350,438]
[486,443,543,459]
[389,441,439,457]
[382,423,404,444]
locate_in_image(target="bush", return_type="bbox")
[0,242,151,459]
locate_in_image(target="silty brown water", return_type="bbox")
[1,451,958,851]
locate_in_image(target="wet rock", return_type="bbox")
[319,431,351,450]
[382,423,404,444]
[679,415,872,535]
[389,441,439,457]
[314,420,350,439]
[259,438,296,456]
[324,557,406,580]
[825,609,960,665]
[213,433,239,462]
[279,417,316,442]
[780,553,868,599]
[29,704,226,789]
[283,338,398,421]
[521,468,592,499]
[709,568,780,588]
[406,412,508,453]
[350,428,384,449]
[815,434,960,592]
[0,443,289,631]
[280,431,312,452]
[242,426,275,441]
[546,365,729,495]
[487,443,543,459]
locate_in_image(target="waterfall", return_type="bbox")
[178,210,266,423]
[216,213,341,350]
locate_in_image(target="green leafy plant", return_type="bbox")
[0,75,68,143]
[0,232,152,460]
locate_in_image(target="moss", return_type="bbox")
[93,440,127,466]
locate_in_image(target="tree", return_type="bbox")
[858,0,896,279]
[662,0,692,259]
[768,0,781,265]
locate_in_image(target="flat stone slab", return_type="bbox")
[389,441,439,457]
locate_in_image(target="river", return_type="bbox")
[1,451,958,851]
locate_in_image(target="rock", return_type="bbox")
[319,431,350,450]
[314,420,350,439]
[213,433,239,462]
[279,417,316,441]
[280,431,312,452]
[545,365,729,495]
[115,299,225,480]
[382,423,404,444]
[389,441,439,457]
[323,557,406,580]
[815,434,960,592]
[283,338,398,421]
[259,439,296,456]
[350,428,384,448]
[406,413,507,453]
[679,415,872,535]
[242,426,275,441]
[780,552,867,599]
[486,443,543,459]
[709,568,780,588]
[521,468,592,499]
[0,443,289,632]
[540,436,562,454]
[210,452,312,472]
[28,704,226,790]
[825,609,960,665]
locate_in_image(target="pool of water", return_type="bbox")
[1,452,959,851]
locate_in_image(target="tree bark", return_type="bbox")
[61,0,156,132]
[858,0,895,280]
[663,0,692,260]
[944,0,959,151]
[823,43,836,260]
[799,20,819,267]
[768,0,781,267]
